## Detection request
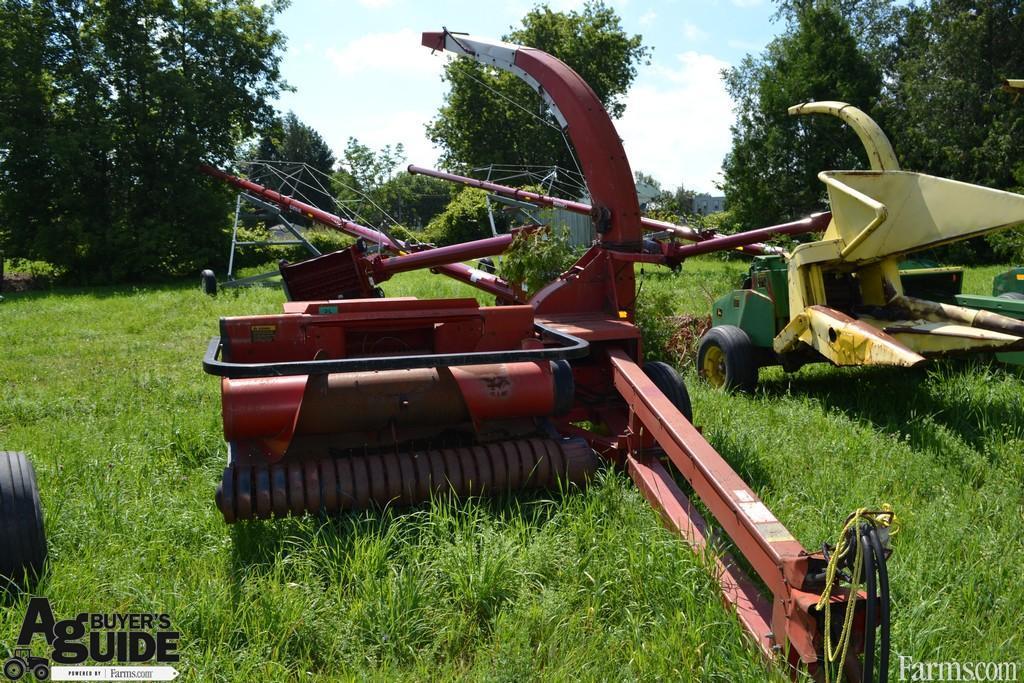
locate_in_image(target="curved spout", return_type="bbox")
[788,101,900,171]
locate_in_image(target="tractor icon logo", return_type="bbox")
[2,649,48,681]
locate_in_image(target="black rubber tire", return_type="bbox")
[32,664,48,682]
[0,451,47,592]
[201,269,217,296]
[697,325,759,392]
[478,257,496,274]
[997,291,1024,301]
[4,659,25,681]
[643,361,693,423]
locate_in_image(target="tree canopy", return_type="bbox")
[250,112,337,212]
[426,1,649,181]
[721,2,881,229]
[722,0,1024,263]
[253,112,336,175]
[0,0,288,281]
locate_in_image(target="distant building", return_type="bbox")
[692,193,726,215]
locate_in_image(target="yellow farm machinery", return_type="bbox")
[699,102,1024,390]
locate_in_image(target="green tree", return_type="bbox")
[251,112,337,211]
[427,1,649,181]
[720,3,881,229]
[254,112,335,173]
[341,137,405,192]
[423,187,503,246]
[882,1,1024,262]
[773,0,899,64]
[0,0,287,282]
[880,2,1024,189]
[373,173,455,230]
[332,137,411,228]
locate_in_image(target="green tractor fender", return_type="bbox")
[710,288,777,348]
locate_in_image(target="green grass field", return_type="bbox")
[2,258,1022,681]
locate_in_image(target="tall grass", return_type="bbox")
[1,260,1021,680]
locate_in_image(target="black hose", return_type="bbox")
[861,526,877,683]
[868,526,891,683]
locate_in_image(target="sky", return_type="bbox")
[273,0,781,195]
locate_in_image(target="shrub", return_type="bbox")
[634,285,679,363]
[423,188,503,246]
[230,225,353,269]
[498,226,580,295]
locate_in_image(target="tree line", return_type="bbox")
[5,0,1020,283]
[0,0,288,281]
[0,1,651,281]
[722,0,1024,262]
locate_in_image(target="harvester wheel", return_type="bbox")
[697,325,759,392]
[643,361,693,423]
[998,291,1024,301]
[0,451,47,592]
[201,269,217,296]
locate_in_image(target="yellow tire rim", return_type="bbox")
[702,344,727,388]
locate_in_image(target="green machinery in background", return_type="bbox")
[955,267,1024,366]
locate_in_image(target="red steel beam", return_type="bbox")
[376,232,516,275]
[667,212,832,258]
[407,165,800,256]
[200,163,523,302]
[608,347,800,597]
[608,346,833,664]
[626,453,776,657]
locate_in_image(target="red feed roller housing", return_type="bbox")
[222,360,573,461]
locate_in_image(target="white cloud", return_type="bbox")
[358,110,437,167]
[682,21,707,42]
[638,10,656,25]
[727,38,764,52]
[616,52,733,193]
[357,0,394,8]
[325,28,450,78]
[547,0,586,11]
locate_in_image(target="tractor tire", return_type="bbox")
[31,664,48,682]
[697,325,759,392]
[997,291,1024,301]
[643,361,693,423]
[201,269,217,296]
[0,451,47,592]
[4,658,25,681]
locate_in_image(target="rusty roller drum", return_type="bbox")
[222,360,575,461]
[216,436,598,522]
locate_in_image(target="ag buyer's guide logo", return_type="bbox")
[3,598,180,681]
